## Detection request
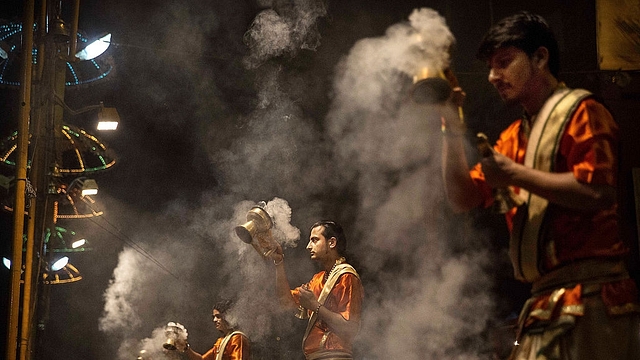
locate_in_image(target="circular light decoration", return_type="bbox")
[0,124,116,173]
[0,175,104,219]
[44,226,92,252]
[54,180,104,219]
[42,261,82,285]
[59,124,117,174]
[0,22,113,88]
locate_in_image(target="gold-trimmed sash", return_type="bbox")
[302,264,359,354]
[215,330,246,360]
[510,87,592,282]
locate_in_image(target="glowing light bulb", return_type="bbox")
[75,33,111,60]
[72,239,86,248]
[51,256,69,271]
[97,121,118,131]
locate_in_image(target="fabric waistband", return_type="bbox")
[306,350,353,360]
[531,258,629,295]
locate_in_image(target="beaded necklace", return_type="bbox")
[324,257,346,281]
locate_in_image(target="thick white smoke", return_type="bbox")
[264,197,301,249]
[117,325,185,360]
[329,8,455,123]
[98,4,498,360]
[98,1,330,357]
[243,0,327,68]
[99,195,304,359]
[99,248,145,333]
[327,8,497,358]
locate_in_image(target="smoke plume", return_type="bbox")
[97,5,499,359]
[243,0,327,68]
[327,8,497,358]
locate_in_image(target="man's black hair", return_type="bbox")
[213,299,233,314]
[477,11,560,78]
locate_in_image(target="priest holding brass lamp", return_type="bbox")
[269,220,363,360]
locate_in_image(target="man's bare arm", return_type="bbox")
[440,104,483,212]
[272,252,297,310]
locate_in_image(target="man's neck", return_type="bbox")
[523,76,559,118]
[321,254,341,271]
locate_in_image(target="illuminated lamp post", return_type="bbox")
[3,2,35,360]
[0,0,117,359]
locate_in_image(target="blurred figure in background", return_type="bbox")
[176,299,250,360]
[269,220,364,360]
[439,11,640,360]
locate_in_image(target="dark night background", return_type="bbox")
[1,0,638,359]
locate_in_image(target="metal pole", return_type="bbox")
[68,0,80,60]
[19,203,36,360]
[6,0,35,359]
[30,1,70,357]
[18,1,51,357]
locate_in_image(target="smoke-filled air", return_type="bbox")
[89,3,502,359]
